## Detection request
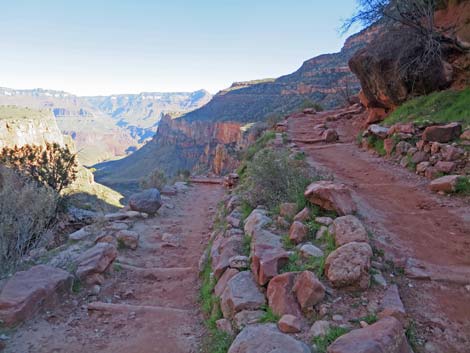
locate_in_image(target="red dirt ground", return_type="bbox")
[2,184,224,353]
[288,110,470,353]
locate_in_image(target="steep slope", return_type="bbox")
[0,88,212,165]
[94,26,379,189]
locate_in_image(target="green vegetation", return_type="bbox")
[280,231,335,278]
[199,251,234,353]
[349,313,378,325]
[455,176,470,195]
[366,135,386,156]
[384,88,470,128]
[312,326,350,353]
[406,320,419,351]
[240,200,254,221]
[71,280,82,293]
[242,234,252,257]
[140,168,168,190]
[259,305,280,323]
[241,131,276,164]
[0,166,59,277]
[238,145,319,212]
[299,98,324,112]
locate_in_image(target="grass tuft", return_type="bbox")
[312,326,350,353]
[384,88,470,128]
[259,305,280,323]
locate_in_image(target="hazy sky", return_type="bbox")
[0,0,358,96]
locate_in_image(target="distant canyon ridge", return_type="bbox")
[0,88,212,165]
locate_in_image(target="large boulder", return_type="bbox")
[422,123,462,143]
[0,265,73,326]
[251,229,289,286]
[228,324,311,353]
[220,271,266,318]
[328,317,413,353]
[292,271,325,310]
[75,243,118,284]
[267,272,302,317]
[325,242,372,291]
[304,181,356,216]
[349,27,452,111]
[128,188,162,214]
[331,216,369,247]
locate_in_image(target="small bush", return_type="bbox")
[0,143,78,193]
[455,176,470,195]
[313,326,350,353]
[0,167,58,276]
[238,147,319,212]
[140,169,168,190]
[259,305,280,323]
[299,99,324,112]
[366,135,386,156]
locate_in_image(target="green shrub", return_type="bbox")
[238,147,318,212]
[366,135,386,156]
[313,326,350,353]
[0,167,58,277]
[299,99,324,112]
[140,168,168,190]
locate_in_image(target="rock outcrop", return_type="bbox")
[0,265,73,326]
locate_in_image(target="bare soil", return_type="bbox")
[288,110,470,353]
[2,183,224,353]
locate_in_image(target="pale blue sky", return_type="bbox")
[0,0,358,96]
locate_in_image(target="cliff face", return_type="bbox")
[94,27,377,188]
[0,106,64,149]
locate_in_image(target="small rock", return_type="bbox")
[267,272,302,317]
[289,221,308,244]
[359,320,369,328]
[316,226,329,240]
[90,285,101,295]
[315,217,333,226]
[294,207,310,222]
[279,203,298,218]
[372,272,387,287]
[422,123,462,143]
[378,284,407,326]
[323,129,339,143]
[229,255,249,269]
[299,244,324,259]
[69,227,90,241]
[216,318,234,336]
[215,268,239,297]
[116,230,139,250]
[332,314,344,322]
[278,314,302,333]
[310,320,330,338]
[233,310,265,330]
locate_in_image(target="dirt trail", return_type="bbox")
[289,112,470,352]
[4,183,224,353]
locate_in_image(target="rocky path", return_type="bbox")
[288,112,470,352]
[3,183,224,353]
